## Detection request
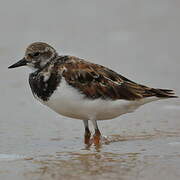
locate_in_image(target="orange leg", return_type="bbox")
[93,128,101,145]
[91,119,102,145]
[83,120,91,145]
[84,127,91,144]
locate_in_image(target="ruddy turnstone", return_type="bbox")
[9,42,177,145]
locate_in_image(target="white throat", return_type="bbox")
[27,64,39,73]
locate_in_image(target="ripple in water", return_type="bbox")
[0,154,25,161]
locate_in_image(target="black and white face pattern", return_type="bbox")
[8,42,58,70]
[25,42,58,70]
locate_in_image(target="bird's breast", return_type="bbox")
[29,71,61,101]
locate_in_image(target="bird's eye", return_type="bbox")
[33,52,40,57]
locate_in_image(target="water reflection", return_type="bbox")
[27,151,140,180]
[19,130,180,180]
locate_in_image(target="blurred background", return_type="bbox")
[0,0,180,180]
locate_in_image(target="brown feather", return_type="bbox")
[54,56,177,100]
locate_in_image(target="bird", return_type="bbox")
[8,42,178,145]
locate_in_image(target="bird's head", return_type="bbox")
[8,42,58,70]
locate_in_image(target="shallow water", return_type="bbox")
[0,0,180,180]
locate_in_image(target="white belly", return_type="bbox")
[36,78,160,120]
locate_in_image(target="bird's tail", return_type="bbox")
[150,88,178,98]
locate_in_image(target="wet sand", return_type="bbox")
[0,0,180,180]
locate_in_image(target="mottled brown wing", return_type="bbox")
[57,56,177,100]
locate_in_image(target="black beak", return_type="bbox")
[8,58,27,69]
